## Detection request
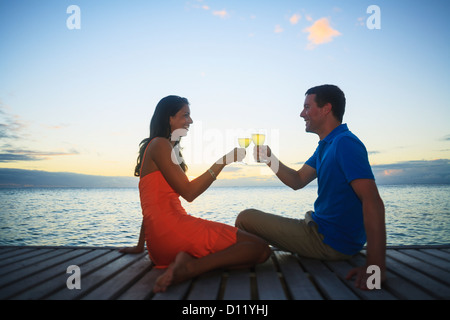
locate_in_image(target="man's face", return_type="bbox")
[300,94,324,134]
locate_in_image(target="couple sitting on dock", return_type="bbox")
[120,85,386,293]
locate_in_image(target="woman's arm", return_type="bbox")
[119,219,145,253]
[151,138,244,202]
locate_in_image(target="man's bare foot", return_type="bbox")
[153,252,195,293]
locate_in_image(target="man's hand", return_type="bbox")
[346,265,386,290]
[253,145,271,163]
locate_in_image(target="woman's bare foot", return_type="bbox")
[153,252,195,293]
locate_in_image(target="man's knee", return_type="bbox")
[235,208,260,229]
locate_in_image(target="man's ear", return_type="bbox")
[322,102,333,116]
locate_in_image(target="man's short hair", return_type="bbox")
[305,85,346,122]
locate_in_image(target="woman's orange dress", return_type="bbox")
[139,154,238,268]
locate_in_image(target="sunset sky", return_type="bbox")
[1,0,449,186]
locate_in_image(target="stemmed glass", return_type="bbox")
[252,132,266,162]
[237,137,251,164]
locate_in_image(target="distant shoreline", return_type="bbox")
[1,161,449,188]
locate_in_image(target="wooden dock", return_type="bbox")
[1,245,449,300]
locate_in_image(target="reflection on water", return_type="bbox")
[0,185,449,247]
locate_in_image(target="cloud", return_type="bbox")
[0,149,79,162]
[356,17,365,27]
[190,2,228,18]
[0,168,137,188]
[372,159,450,185]
[0,104,25,140]
[303,17,341,49]
[0,154,40,162]
[212,10,228,18]
[289,13,301,25]
[1,102,78,163]
[382,169,403,176]
[274,25,283,33]
[294,159,450,185]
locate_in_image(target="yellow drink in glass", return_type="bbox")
[238,138,251,148]
[252,134,265,145]
[252,133,266,162]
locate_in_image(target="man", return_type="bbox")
[235,84,386,289]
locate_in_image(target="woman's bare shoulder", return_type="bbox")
[149,137,171,148]
[148,137,172,156]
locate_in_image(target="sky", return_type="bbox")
[0,0,449,187]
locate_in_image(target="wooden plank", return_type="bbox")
[0,249,58,276]
[274,252,322,300]
[45,250,132,299]
[420,248,450,262]
[10,249,110,300]
[1,245,449,300]
[222,269,252,300]
[403,249,450,272]
[0,247,37,265]
[0,247,18,257]
[152,279,192,300]
[387,250,450,285]
[0,248,78,288]
[82,253,151,300]
[298,257,359,300]
[255,256,287,300]
[325,260,397,300]
[0,248,93,299]
[187,270,223,300]
[117,268,164,300]
[351,253,434,300]
[385,254,450,299]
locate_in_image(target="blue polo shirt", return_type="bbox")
[305,124,374,255]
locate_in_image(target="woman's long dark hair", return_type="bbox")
[134,95,189,177]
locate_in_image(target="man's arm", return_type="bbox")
[257,146,316,190]
[346,178,386,289]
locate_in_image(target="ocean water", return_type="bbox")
[0,185,449,247]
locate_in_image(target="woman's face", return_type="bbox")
[169,104,193,138]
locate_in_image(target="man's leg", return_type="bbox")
[235,208,351,260]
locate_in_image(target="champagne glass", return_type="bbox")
[252,132,266,162]
[237,137,251,164]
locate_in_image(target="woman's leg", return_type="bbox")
[153,230,271,293]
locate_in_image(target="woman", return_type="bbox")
[121,95,270,293]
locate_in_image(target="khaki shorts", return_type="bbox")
[235,208,352,260]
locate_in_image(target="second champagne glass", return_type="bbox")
[252,132,266,162]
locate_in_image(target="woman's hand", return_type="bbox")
[119,245,144,254]
[220,147,246,165]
